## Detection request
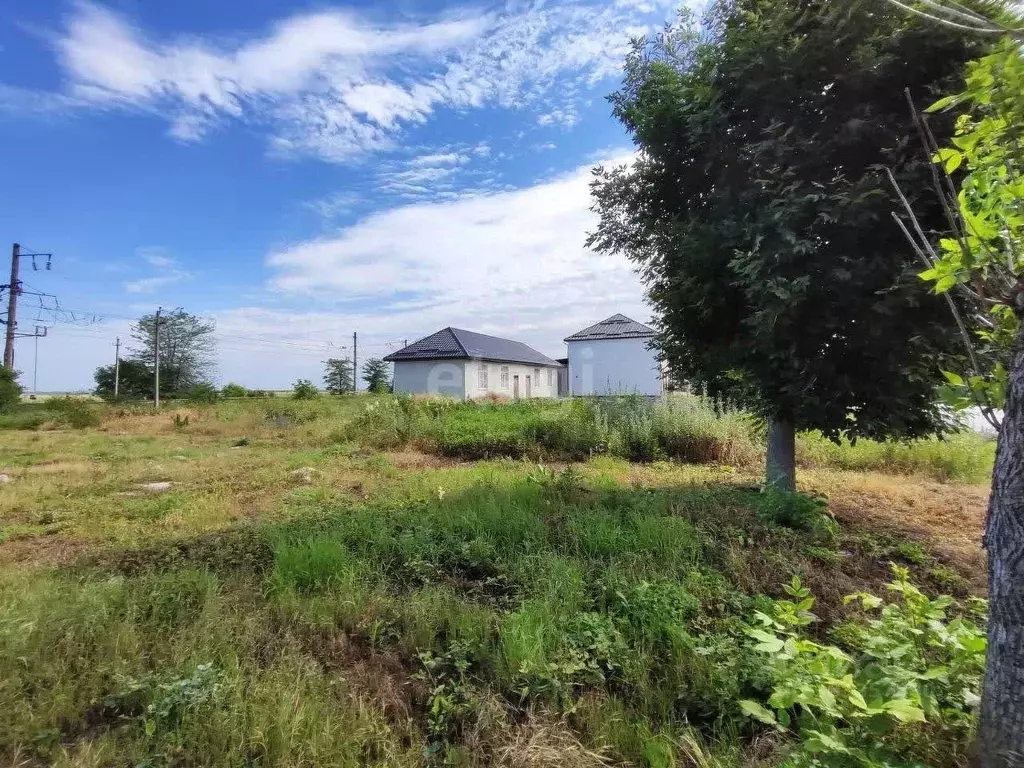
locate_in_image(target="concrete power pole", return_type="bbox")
[352,331,357,393]
[3,243,20,370]
[114,337,121,398]
[154,307,162,408]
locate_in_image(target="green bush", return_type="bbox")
[220,382,248,398]
[291,379,318,400]
[0,367,22,413]
[42,396,101,428]
[186,383,219,404]
[740,569,986,767]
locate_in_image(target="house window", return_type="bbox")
[534,368,541,387]
[500,366,510,389]
[478,364,489,389]
[547,368,553,388]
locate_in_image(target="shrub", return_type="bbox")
[343,396,416,449]
[740,570,986,767]
[186,383,219,404]
[291,379,318,400]
[0,367,22,413]
[220,382,248,398]
[531,398,609,458]
[42,396,101,429]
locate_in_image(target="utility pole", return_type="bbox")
[154,307,162,408]
[3,243,20,370]
[352,331,357,392]
[114,337,121,398]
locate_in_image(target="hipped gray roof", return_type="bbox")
[384,327,560,366]
[564,314,656,342]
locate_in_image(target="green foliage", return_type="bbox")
[740,569,987,767]
[291,379,318,400]
[756,490,838,542]
[94,359,153,401]
[361,357,392,394]
[42,396,101,428]
[185,382,219,404]
[323,357,354,394]
[588,0,989,444]
[921,38,1024,414]
[130,308,216,394]
[797,430,995,483]
[219,382,248,398]
[0,366,22,413]
[415,642,479,756]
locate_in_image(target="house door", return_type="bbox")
[525,375,532,398]
[513,375,520,399]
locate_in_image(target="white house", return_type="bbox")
[384,327,562,399]
[565,314,661,396]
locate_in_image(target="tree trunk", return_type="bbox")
[979,321,1024,768]
[766,416,796,492]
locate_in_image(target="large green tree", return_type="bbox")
[129,308,216,394]
[588,0,993,489]
[93,359,153,401]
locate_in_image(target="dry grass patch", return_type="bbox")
[803,469,987,587]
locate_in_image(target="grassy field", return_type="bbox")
[0,395,994,767]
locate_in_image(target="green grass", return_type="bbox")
[796,430,995,483]
[0,394,995,766]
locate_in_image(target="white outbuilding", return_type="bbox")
[564,314,661,396]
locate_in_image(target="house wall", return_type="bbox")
[464,360,559,399]
[392,360,466,398]
[567,337,661,396]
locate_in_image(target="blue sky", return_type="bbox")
[0,0,675,391]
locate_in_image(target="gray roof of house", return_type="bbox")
[564,314,656,342]
[383,327,560,366]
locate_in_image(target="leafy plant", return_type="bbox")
[756,490,837,542]
[104,663,224,740]
[414,642,479,758]
[42,396,101,428]
[291,379,318,400]
[220,382,248,398]
[185,382,219,404]
[0,367,23,413]
[740,569,986,767]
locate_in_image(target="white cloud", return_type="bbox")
[410,151,468,167]
[265,151,647,354]
[123,248,191,293]
[537,104,580,129]
[39,0,673,161]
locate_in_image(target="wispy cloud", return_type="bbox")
[28,1,674,162]
[123,248,191,293]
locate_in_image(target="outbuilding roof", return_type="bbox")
[564,314,656,342]
[383,327,560,366]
